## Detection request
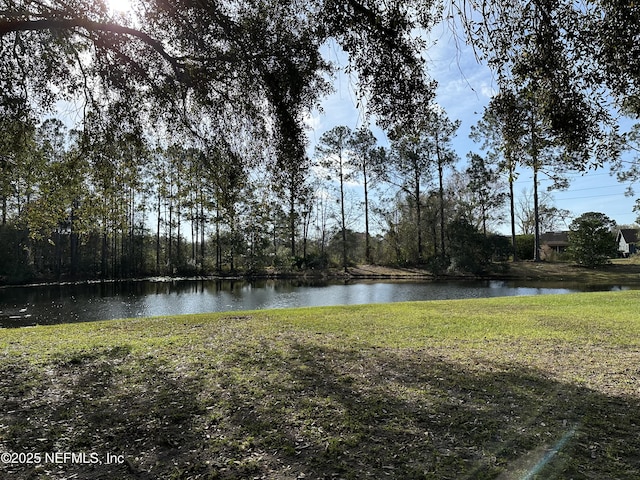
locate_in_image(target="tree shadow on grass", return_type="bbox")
[0,345,209,480]
[1,340,639,479]
[272,343,640,479]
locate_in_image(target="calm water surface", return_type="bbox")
[0,278,634,328]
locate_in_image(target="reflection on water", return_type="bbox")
[0,278,634,328]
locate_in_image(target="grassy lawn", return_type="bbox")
[1,291,640,479]
[494,259,640,285]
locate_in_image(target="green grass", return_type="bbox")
[2,291,640,479]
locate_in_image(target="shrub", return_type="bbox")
[515,235,535,260]
[447,219,493,275]
[567,212,617,267]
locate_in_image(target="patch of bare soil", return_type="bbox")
[344,264,432,278]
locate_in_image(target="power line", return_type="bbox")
[551,184,629,193]
[513,171,623,184]
[554,192,634,201]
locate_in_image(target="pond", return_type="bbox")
[0,278,635,328]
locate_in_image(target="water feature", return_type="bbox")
[0,278,634,328]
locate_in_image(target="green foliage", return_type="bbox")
[425,254,450,276]
[488,234,512,262]
[442,221,512,274]
[389,106,460,261]
[567,212,618,267]
[316,126,352,270]
[465,153,507,235]
[462,0,629,165]
[326,229,365,268]
[447,219,493,274]
[516,234,535,260]
[2,1,639,281]
[0,226,33,284]
[347,127,387,264]
[0,0,437,195]
[299,252,330,270]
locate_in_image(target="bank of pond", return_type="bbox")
[1,277,637,328]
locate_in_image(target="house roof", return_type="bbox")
[618,229,639,244]
[540,231,569,246]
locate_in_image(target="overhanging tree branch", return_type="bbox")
[0,17,186,77]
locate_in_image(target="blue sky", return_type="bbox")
[307,25,640,234]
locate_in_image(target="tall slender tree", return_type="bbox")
[316,126,353,271]
[465,153,506,237]
[348,128,387,264]
[428,108,460,257]
[389,129,433,263]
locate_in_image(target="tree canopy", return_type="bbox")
[0,0,439,161]
[567,212,618,267]
[2,0,639,164]
[2,0,640,282]
[456,0,639,153]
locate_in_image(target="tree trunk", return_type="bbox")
[70,201,79,277]
[363,165,371,264]
[200,199,205,272]
[302,209,309,262]
[156,194,161,273]
[54,229,62,280]
[531,110,541,262]
[272,216,278,266]
[415,169,422,262]
[320,195,327,256]
[100,231,108,280]
[128,187,135,277]
[230,221,235,273]
[215,208,221,271]
[339,154,348,272]
[533,160,541,262]
[289,189,296,257]
[191,202,196,264]
[177,206,181,270]
[168,203,173,273]
[509,161,517,261]
[438,160,445,258]
[481,203,487,237]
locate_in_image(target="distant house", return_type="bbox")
[540,231,569,260]
[617,229,639,257]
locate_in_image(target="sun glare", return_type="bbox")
[107,0,132,13]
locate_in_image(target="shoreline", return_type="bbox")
[2,260,640,289]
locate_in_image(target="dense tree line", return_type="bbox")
[1,0,640,282]
[0,116,514,282]
[0,112,633,283]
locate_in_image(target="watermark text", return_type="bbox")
[1,451,125,465]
